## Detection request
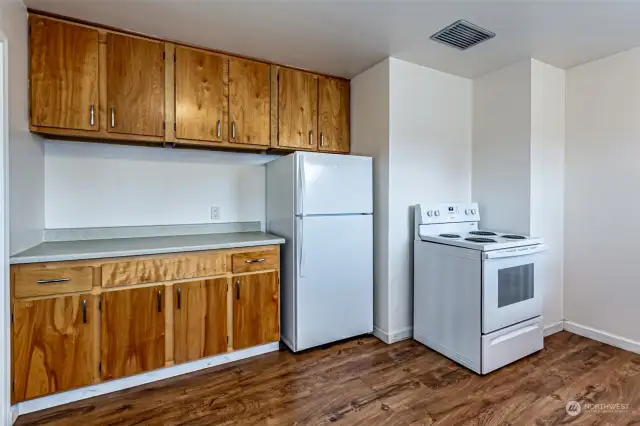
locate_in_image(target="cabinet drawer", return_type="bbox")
[102,252,228,288]
[232,249,278,273]
[14,266,94,298]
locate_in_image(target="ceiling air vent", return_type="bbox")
[430,20,495,51]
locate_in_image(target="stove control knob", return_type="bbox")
[465,209,470,215]
[471,209,477,215]
[434,210,440,217]
[426,210,433,217]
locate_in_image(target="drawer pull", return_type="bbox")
[82,299,87,324]
[37,278,71,284]
[177,288,181,310]
[245,258,265,264]
[236,280,240,300]
[157,290,162,313]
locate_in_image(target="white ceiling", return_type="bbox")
[24,0,640,79]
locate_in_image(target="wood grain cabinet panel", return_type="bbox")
[233,272,279,350]
[319,77,350,153]
[175,47,226,142]
[277,68,318,149]
[101,286,165,380]
[174,278,227,364]
[29,16,99,131]
[101,252,227,288]
[13,295,95,402]
[229,58,270,146]
[14,266,94,299]
[107,33,165,137]
[231,249,278,274]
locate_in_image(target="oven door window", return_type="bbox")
[497,263,534,308]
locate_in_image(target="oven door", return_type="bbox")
[482,244,547,334]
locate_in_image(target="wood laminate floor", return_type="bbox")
[16,331,640,426]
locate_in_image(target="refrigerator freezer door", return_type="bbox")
[297,152,372,215]
[295,215,373,350]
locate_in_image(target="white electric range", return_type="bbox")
[413,202,547,374]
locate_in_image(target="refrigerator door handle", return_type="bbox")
[299,157,306,216]
[299,217,305,277]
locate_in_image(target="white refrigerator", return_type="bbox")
[266,151,373,352]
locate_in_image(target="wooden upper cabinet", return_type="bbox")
[107,33,165,137]
[175,47,226,142]
[13,295,95,402]
[319,78,350,153]
[228,58,270,146]
[233,271,279,350]
[29,16,99,131]
[101,286,165,380]
[174,278,228,364]
[278,68,318,150]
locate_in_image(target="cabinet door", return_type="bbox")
[101,286,165,380]
[107,33,165,137]
[175,47,226,142]
[278,68,318,149]
[174,278,228,364]
[233,272,279,350]
[13,295,95,402]
[229,58,270,146]
[319,78,350,153]
[30,16,99,131]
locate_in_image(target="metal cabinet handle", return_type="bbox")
[157,290,162,313]
[245,258,265,264]
[216,120,221,138]
[235,280,240,300]
[110,107,115,128]
[231,122,236,139]
[320,132,324,147]
[37,278,70,284]
[90,105,95,126]
[309,130,313,145]
[82,299,87,324]
[177,288,181,310]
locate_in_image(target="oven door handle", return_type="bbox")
[484,244,547,260]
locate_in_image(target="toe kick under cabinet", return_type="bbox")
[10,245,280,403]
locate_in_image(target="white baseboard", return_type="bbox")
[11,406,17,424]
[373,326,413,344]
[14,342,279,417]
[564,321,640,355]
[372,326,390,343]
[543,321,564,337]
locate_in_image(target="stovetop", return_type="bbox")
[418,229,543,251]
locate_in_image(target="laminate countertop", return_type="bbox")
[10,232,286,264]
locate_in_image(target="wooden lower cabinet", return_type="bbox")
[13,295,95,402]
[11,245,280,401]
[233,271,279,350]
[101,286,165,380]
[174,278,228,364]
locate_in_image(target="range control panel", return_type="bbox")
[415,203,480,225]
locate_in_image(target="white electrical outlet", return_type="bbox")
[210,206,221,220]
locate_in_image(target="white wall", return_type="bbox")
[530,59,565,331]
[472,60,532,234]
[45,141,273,229]
[3,0,44,255]
[565,47,640,343]
[351,58,473,340]
[350,59,390,333]
[1,0,44,421]
[387,58,472,334]
[472,59,565,329]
